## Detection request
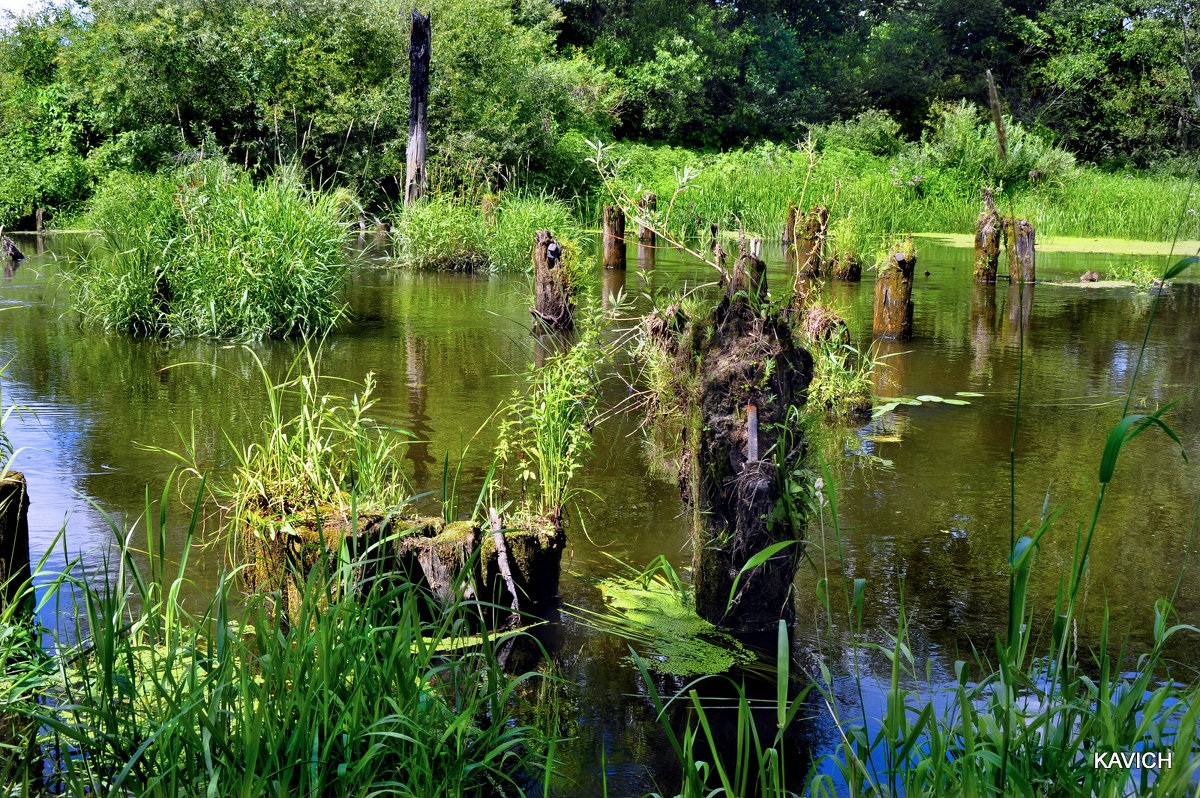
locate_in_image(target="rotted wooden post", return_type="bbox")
[1004,218,1036,283]
[782,201,797,244]
[832,253,861,281]
[0,473,33,616]
[637,193,656,245]
[403,9,431,207]
[974,189,1001,282]
[873,243,916,340]
[530,230,574,332]
[796,206,828,278]
[746,404,758,462]
[602,205,626,270]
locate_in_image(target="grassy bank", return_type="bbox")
[62,160,357,339]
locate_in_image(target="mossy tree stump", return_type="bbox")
[795,206,828,278]
[603,205,626,270]
[531,230,573,332]
[832,253,861,281]
[0,473,32,616]
[637,193,657,245]
[782,201,797,244]
[974,189,1001,282]
[1004,218,1036,283]
[873,243,916,340]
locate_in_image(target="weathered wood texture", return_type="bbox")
[782,201,797,243]
[1,235,24,262]
[873,248,916,340]
[602,205,626,269]
[0,473,32,615]
[1004,218,1036,283]
[795,206,828,278]
[531,229,574,331]
[637,193,656,244]
[974,189,1001,282]
[832,253,861,281]
[403,9,430,206]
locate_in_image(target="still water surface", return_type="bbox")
[1,234,1197,794]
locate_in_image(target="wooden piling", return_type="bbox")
[0,473,32,616]
[602,205,626,270]
[796,206,828,278]
[531,230,573,332]
[873,242,916,340]
[1004,218,1036,283]
[783,201,797,244]
[403,9,430,206]
[637,193,656,244]
[974,189,1001,282]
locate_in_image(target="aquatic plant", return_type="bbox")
[1104,258,1162,291]
[0,480,549,796]
[64,160,357,339]
[806,339,879,418]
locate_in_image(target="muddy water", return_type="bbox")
[1,234,1198,795]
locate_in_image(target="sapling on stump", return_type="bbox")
[531,230,574,332]
[603,205,626,269]
[643,239,812,633]
[1004,218,1036,282]
[974,189,1001,282]
[795,206,828,278]
[0,473,32,616]
[637,193,657,244]
[873,238,916,340]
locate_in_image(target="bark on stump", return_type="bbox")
[832,253,861,281]
[796,206,828,278]
[783,201,797,244]
[0,473,32,616]
[974,190,1001,282]
[403,9,430,206]
[531,230,574,332]
[873,248,916,340]
[1,235,24,263]
[637,193,657,244]
[602,205,626,270]
[1004,218,1036,283]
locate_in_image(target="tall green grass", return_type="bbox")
[64,160,357,339]
[0,480,549,796]
[391,190,587,274]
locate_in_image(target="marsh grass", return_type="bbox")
[64,160,357,339]
[0,481,549,796]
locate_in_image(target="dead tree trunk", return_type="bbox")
[637,193,657,244]
[796,206,828,278]
[783,201,797,244]
[602,205,626,270]
[531,230,574,332]
[974,189,1001,282]
[1004,218,1036,283]
[1,234,24,263]
[873,245,916,340]
[403,9,430,207]
[0,473,32,615]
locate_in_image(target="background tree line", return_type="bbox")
[3,0,1200,227]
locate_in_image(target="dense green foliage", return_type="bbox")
[63,160,356,338]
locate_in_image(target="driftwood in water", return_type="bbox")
[646,241,812,632]
[831,253,861,281]
[602,205,626,269]
[0,473,32,616]
[531,229,574,332]
[783,201,797,244]
[795,206,828,278]
[404,9,431,206]
[1004,218,1036,283]
[974,189,1001,282]
[1,235,24,263]
[873,241,916,340]
[637,193,657,244]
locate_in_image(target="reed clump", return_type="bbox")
[64,160,357,339]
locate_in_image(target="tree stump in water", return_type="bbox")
[637,193,656,244]
[782,201,797,244]
[831,253,861,281]
[1,235,24,263]
[873,243,916,340]
[1004,218,1036,282]
[531,230,574,332]
[603,205,626,269]
[0,473,32,616]
[974,190,1001,282]
[795,206,828,278]
[404,9,431,206]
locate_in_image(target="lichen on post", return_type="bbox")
[873,237,917,340]
[531,229,574,332]
[1004,218,1036,283]
[974,189,1001,282]
[603,205,626,269]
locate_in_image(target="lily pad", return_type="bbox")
[916,394,943,403]
[955,391,985,397]
[942,398,971,405]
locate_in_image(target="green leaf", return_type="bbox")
[725,541,797,614]
[955,391,985,397]
[1162,256,1197,280]
[942,398,971,405]
[916,394,943,402]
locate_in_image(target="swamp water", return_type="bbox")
[1,233,1198,794]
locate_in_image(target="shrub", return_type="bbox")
[810,109,904,157]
